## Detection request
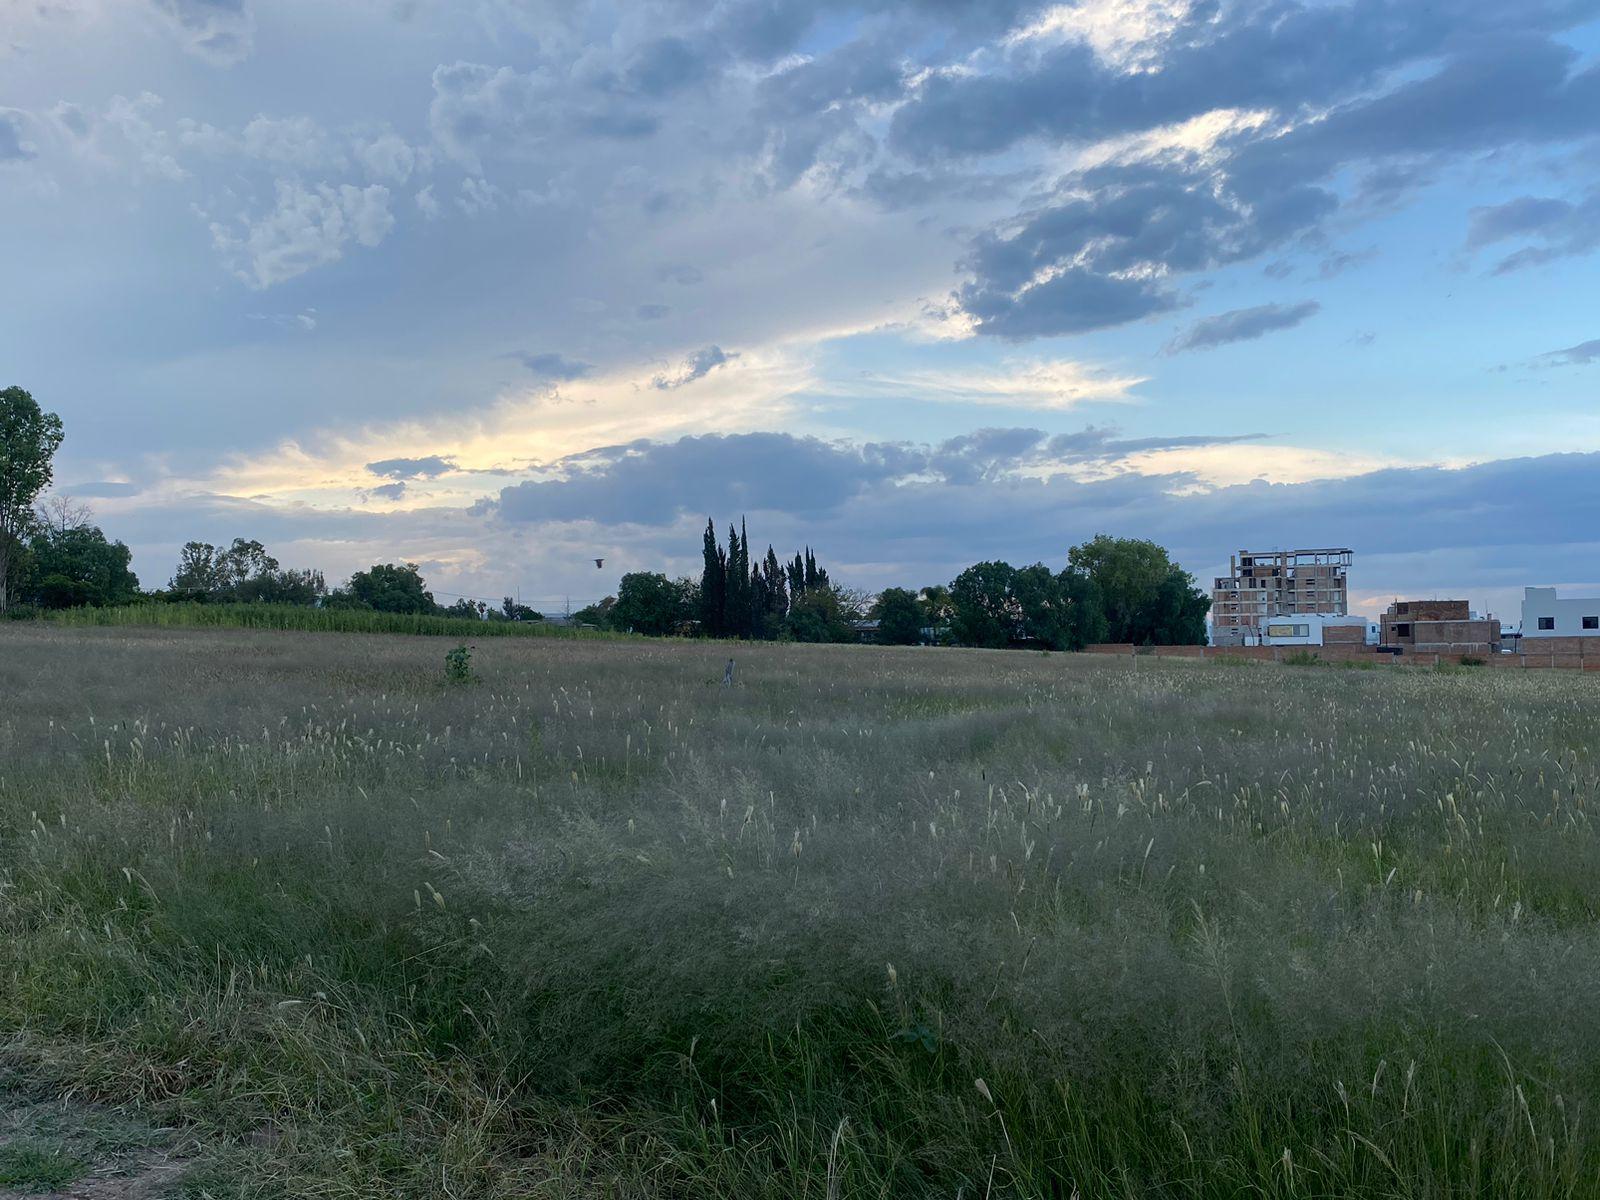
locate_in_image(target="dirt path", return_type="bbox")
[0,1089,194,1200]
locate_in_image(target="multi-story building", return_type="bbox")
[1211,548,1352,646]
[1379,600,1501,656]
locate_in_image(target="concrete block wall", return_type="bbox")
[1082,643,1599,672]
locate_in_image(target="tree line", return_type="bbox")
[573,520,1209,648]
[3,385,1208,645]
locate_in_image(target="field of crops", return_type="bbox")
[2,623,1599,1197]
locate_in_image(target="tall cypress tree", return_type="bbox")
[699,518,725,636]
[725,519,753,638]
[738,517,754,637]
[764,545,787,631]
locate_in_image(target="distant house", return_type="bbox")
[1379,600,1500,656]
[1521,587,1600,639]
[1258,613,1372,647]
[850,619,880,643]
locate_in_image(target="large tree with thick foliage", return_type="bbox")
[949,561,1109,651]
[25,523,140,609]
[872,587,925,645]
[169,538,325,605]
[785,586,855,643]
[1067,534,1208,645]
[950,561,1021,648]
[610,572,695,636]
[0,387,65,613]
[333,562,437,614]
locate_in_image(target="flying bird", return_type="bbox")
[594,558,604,569]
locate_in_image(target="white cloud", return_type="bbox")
[1006,0,1196,73]
[210,180,395,288]
[845,358,1147,411]
[357,132,416,183]
[104,92,187,180]
[457,175,503,215]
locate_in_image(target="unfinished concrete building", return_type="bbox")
[1379,600,1501,656]
[1211,548,1352,646]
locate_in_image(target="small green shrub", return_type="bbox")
[444,644,473,684]
[1282,650,1322,666]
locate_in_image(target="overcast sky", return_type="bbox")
[3,0,1598,618]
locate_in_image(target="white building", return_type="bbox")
[1521,587,1600,638]
[1258,613,1374,647]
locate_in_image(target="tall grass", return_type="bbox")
[40,601,621,639]
[2,624,1599,1196]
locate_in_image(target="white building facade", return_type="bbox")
[1521,587,1600,638]
[1258,613,1374,647]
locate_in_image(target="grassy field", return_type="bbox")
[2,624,1599,1197]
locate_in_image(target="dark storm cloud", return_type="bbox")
[479,428,1600,601]
[908,4,1600,338]
[512,352,594,380]
[488,432,921,525]
[890,3,1600,163]
[1167,301,1321,353]
[367,455,456,480]
[955,163,1334,338]
[484,426,1269,526]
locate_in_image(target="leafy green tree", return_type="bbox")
[0,387,65,613]
[610,572,694,635]
[25,524,140,609]
[918,585,955,643]
[170,538,324,605]
[240,567,326,606]
[872,587,925,645]
[1142,569,1210,645]
[949,561,1020,648]
[1067,534,1207,644]
[337,562,438,614]
[571,596,616,627]
[170,541,223,597]
[498,597,542,622]
[444,597,486,619]
[785,587,854,643]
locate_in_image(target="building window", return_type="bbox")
[1538,617,1556,631]
[1395,623,1411,638]
[1585,616,1599,630]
